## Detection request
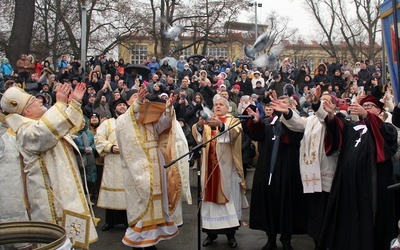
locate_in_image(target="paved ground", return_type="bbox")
[90,188,314,250]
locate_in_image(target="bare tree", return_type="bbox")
[141,0,248,58]
[302,0,381,62]
[1,0,148,69]
[6,0,35,68]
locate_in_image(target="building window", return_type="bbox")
[307,59,314,73]
[170,46,192,58]
[131,45,148,64]
[206,47,228,58]
[180,48,192,58]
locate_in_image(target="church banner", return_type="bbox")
[380,0,400,103]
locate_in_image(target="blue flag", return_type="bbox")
[380,0,400,103]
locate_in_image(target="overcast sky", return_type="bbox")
[238,0,315,38]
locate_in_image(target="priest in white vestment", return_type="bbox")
[116,87,190,249]
[0,85,98,247]
[192,97,248,248]
[0,120,29,223]
[95,97,129,231]
[279,89,339,249]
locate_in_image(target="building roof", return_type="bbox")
[224,21,268,32]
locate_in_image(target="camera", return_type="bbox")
[181,94,187,100]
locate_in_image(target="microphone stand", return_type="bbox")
[164,119,244,250]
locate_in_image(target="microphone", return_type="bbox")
[387,182,400,190]
[236,115,255,119]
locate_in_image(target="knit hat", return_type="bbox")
[159,93,169,99]
[35,93,47,105]
[90,112,102,120]
[112,98,128,110]
[126,89,138,101]
[1,87,32,114]
[233,84,240,90]
[251,94,259,99]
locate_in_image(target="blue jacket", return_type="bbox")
[148,61,160,74]
[177,61,186,73]
[1,63,13,76]
[57,60,69,71]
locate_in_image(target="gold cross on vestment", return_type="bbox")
[303,175,312,187]
[312,174,320,186]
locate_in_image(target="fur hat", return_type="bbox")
[26,55,35,64]
[1,87,32,114]
[218,72,227,80]
[199,70,208,78]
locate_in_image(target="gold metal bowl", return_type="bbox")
[0,221,66,249]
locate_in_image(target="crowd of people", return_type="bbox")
[0,52,399,250]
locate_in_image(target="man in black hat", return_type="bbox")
[40,81,50,94]
[70,57,81,77]
[83,93,96,117]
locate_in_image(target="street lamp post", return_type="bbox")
[248,1,263,39]
[81,6,87,73]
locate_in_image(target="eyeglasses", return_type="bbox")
[362,103,378,109]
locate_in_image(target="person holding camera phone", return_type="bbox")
[174,89,195,122]
[175,77,194,102]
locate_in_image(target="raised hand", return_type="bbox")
[348,103,368,119]
[322,97,336,116]
[166,93,177,108]
[71,83,86,103]
[270,99,289,115]
[137,86,148,103]
[312,85,322,104]
[56,84,71,103]
[268,90,278,102]
[246,107,260,123]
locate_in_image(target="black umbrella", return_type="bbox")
[187,54,205,62]
[124,64,151,80]
[268,119,284,185]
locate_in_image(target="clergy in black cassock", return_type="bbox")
[245,96,308,250]
[319,95,398,250]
